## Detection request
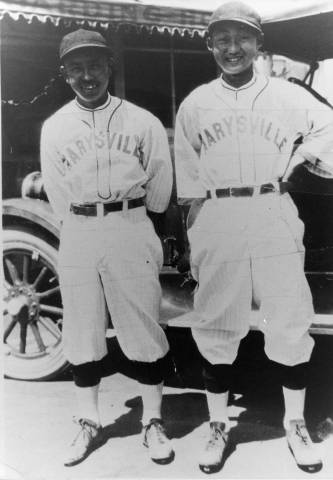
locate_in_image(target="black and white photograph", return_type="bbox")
[1,0,333,478]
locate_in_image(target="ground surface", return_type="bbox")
[1,332,333,480]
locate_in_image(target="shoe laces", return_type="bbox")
[71,417,98,446]
[145,419,168,445]
[206,423,225,451]
[295,422,310,446]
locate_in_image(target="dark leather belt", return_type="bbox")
[206,182,290,199]
[70,197,145,216]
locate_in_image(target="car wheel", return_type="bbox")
[3,228,69,380]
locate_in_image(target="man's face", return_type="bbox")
[62,48,111,109]
[210,21,261,78]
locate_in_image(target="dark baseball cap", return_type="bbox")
[208,1,263,34]
[59,29,111,60]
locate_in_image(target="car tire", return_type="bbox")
[3,228,69,380]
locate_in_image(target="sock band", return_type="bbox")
[72,361,101,387]
[201,357,233,393]
[271,360,309,390]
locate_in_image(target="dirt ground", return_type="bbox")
[1,366,333,480]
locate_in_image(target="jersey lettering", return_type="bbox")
[212,122,225,140]
[223,116,233,135]
[58,132,141,174]
[199,113,287,153]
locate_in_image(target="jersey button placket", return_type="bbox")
[95,110,112,200]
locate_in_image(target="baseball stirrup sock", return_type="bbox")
[72,361,102,387]
[271,361,309,390]
[202,359,233,393]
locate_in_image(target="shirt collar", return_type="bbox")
[75,92,112,111]
[220,72,257,91]
[212,72,269,109]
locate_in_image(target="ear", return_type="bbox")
[60,65,70,83]
[206,36,213,52]
[257,33,264,51]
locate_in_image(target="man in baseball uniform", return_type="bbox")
[175,1,333,474]
[41,29,174,467]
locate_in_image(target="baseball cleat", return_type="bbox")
[64,417,105,467]
[198,421,229,474]
[142,418,175,464]
[286,419,323,473]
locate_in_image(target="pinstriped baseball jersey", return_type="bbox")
[41,93,172,220]
[175,73,333,202]
[174,72,333,366]
[41,92,172,364]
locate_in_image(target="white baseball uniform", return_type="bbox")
[41,94,172,365]
[175,73,333,366]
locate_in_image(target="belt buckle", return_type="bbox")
[261,183,276,194]
[229,187,235,197]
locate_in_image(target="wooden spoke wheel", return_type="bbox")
[3,229,68,380]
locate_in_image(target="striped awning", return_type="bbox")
[1,0,333,60]
[0,0,212,34]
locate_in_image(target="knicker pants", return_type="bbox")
[188,193,314,366]
[58,206,169,365]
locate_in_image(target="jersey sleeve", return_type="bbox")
[174,98,206,205]
[288,84,333,174]
[40,120,70,222]
[140,116,173,213]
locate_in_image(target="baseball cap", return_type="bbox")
[59,29,111,60]
[208,1,263,34]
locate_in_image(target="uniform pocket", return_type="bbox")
[149,225,164,269]
[58,225,96,267]
[279,195,305,254]
[187,198,206,230]
[127,216,164,270]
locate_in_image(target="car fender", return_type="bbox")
[2,197,61,239]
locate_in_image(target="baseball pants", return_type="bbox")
[188,192,314,366]
[58,205,170,365]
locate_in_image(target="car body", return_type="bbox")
[2,1,333,380]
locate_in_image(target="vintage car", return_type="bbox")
[2,0,333,381]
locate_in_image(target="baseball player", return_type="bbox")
[40,29,174,467]
[175,1,333,474]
